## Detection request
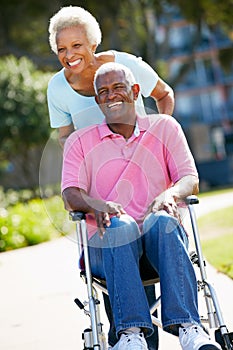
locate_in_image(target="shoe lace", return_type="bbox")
[181,325,210,347]
[121,333,146,349]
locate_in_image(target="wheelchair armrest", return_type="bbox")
[68,196,199,222]
[69,211,86,222]
[184,195,199,205]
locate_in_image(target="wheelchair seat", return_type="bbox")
[79,250,160,289]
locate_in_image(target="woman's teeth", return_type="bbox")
[68,59,81,66]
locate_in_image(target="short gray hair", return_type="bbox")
[94,62,136,94]
[48,6,102,54]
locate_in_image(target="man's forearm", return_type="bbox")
[62,187,111,215]
[171,175,199,201]
[145,174,199,219]
[62,187,126,236]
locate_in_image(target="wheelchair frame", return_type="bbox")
[70,195,233,350]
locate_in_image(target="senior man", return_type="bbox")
[61,62,221,350]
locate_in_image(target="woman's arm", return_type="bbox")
[58,124,75,148]
[150,77,175,115]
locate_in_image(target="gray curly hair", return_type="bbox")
[94,62,136,94]
[48,6,102,54]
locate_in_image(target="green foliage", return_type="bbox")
[164,0,233,33]
[0,199,55,251]
[0,0,53,58]
[0,185,61,207]
[219,48,233,74]
[0,0,233,83]
[0,55,52,157]
[0,186,39,207]
[1,1,232,70]
[0,194,69,252]
[0,55,54,188]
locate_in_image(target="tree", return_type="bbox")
[0,0,232,71]
[0,55,53,188]
[164,0,233,33]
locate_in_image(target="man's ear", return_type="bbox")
[132,84,140,100]
[95,95,100,105]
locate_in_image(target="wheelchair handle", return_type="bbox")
[69,211,86,222]
[184,195,199,205]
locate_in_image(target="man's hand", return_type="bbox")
[94,201,126,238]
[145,175,199,221]
[62,187,126,238]
[145,189,180,221]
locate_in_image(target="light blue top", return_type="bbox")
[47,50,158,129]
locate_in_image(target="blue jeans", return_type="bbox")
[102,285,159,349]
[89,211,200,339]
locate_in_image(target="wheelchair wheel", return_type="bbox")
[82,328,107,349]
[215,328,233,350]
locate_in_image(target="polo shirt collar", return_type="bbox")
[98,115,150,140]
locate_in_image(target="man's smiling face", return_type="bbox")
[95,70,139,126]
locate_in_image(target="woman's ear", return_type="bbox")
[132,84,140,100]
[92,44,97,53]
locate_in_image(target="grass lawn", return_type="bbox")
[198,205,233,279]
[199,186,233,198]
[201,234,233,279]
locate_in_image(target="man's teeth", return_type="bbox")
[108,102,122,108]
[69,59,81,66]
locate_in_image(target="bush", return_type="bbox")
[0,55,54,188]
[0,55,52,149]
[0,193,71,252]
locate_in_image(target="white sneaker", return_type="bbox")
[112,332,148,349]
[179,324,221,350]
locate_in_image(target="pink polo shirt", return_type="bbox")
[62,114,198,238]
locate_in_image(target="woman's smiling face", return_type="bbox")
[56,25,96,72]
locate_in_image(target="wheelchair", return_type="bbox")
[69,195,233,350]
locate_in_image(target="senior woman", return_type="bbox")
[47,6,174,147]
[47,6,174,349]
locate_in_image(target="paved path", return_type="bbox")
[0,191,233,350]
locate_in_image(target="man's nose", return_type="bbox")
[107,89,117,99]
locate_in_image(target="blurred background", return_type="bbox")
[1,0,233,191]
[0,5,232,350]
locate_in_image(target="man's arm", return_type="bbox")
[62,187,125,237]
[170,174,199,199]
[150,77,175,115]
[146,174,199,219]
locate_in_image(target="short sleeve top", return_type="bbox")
[47,50,158,129]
